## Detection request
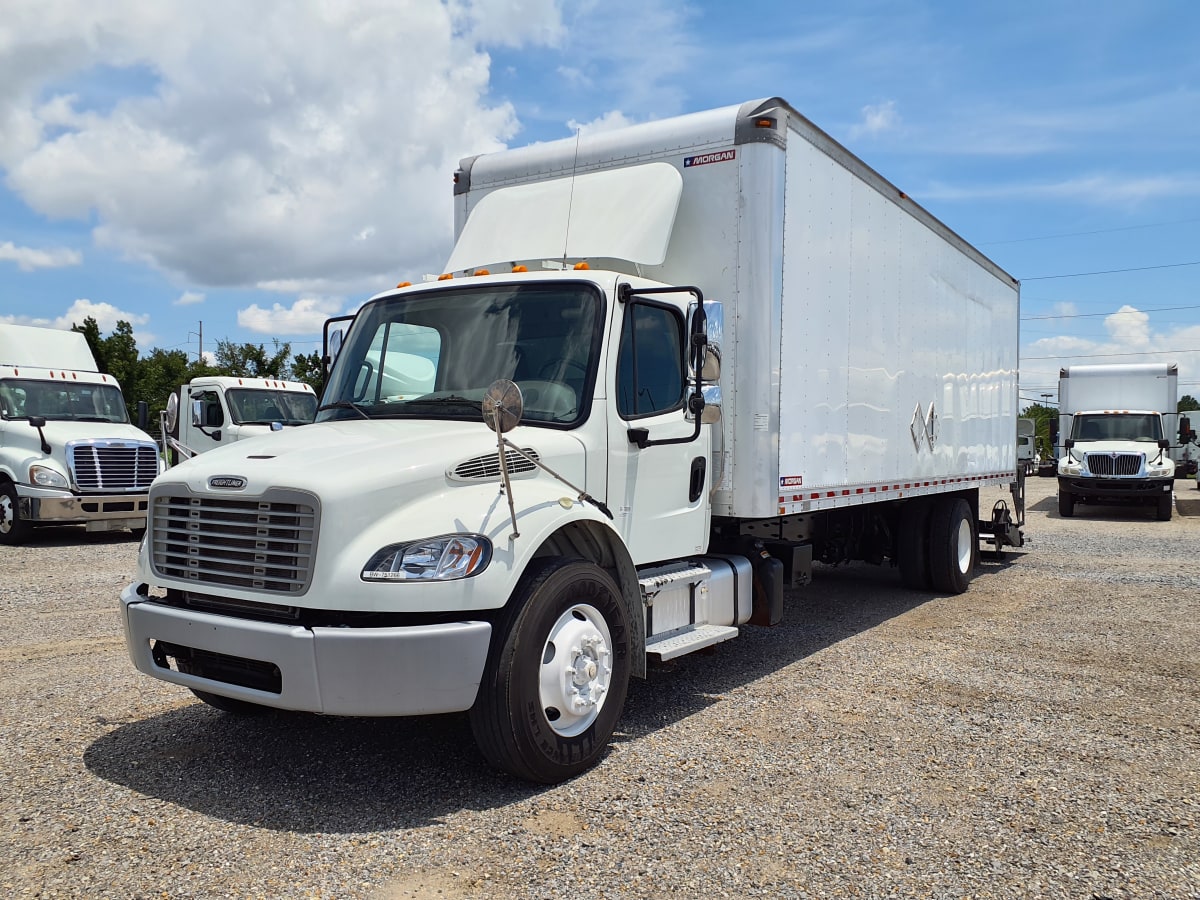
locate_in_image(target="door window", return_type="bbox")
[616,302,685,419]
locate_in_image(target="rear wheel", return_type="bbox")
[1156,493,1173,521]
[0,481,31,546]
[1058,490,1074,518]
[928,497,976,595]
[897,499,932,590]
[470,558,631,783]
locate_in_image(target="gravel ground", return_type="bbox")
[2,476,1198,899]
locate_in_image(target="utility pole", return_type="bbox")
[189,321,204,363]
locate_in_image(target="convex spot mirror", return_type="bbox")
[483,380,523,434]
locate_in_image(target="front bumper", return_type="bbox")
[1057,475,1174,500]
[120,583,492,716]
[18,484,148,529]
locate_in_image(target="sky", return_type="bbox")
[1,0,1198,405]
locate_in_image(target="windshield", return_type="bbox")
[0,378,130,423]
[226,388,318,425]
[1072,413,1163,442]
[318,283,603,427]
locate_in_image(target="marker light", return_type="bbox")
[512,264,528,273]
[574,261,590,270]
[396,281,412,288]
[474,269,490,276]
[438,273,454,281]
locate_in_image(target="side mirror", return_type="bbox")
[1159,438,1170,450]
[700,346,721,382]
[1180,416,1191,442]
[191,399,203,428]
[1064,438,1074,450]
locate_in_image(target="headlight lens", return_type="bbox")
[30,465,69,488]
[362,534,492,582]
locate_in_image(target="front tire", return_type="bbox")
[470,558,631,783]
[1058,490,1075,518]
[1156,493,1173,521]
[0,481,31,546]
[928,497,976,595]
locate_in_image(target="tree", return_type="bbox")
[214,339,291,378]
[1179,394,1199,413]
[289,350,326,397]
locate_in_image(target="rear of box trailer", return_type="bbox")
[453,97,1020,521]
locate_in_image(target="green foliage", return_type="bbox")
[290,350,326,397]
[214,339,292,378]
[1179,394,1199,413]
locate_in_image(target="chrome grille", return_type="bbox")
[149,489,318,594]
[69,441,159,492]
[1086,453,1143,476]
[451,448,539,481]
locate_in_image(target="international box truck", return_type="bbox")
[120,97,1023,782]
[1056,363,1179,520]
[160,376,318,466]
[0,323,159,543]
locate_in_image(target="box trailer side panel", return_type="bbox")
[776,119,1018,517]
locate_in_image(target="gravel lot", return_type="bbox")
[2,476,1198,899]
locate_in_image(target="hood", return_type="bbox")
[159,419,588,503]
[38,420,156,446]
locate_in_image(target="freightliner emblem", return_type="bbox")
[208,475,247,490]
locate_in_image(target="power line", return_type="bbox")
[1022,304,1200,321]
[1021,260,1200,281]
[1023,348,1200,361]
[983,217,1200,247]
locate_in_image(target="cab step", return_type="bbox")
[645,624,739,661]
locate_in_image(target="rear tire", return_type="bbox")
[897,499,932,590]
[470,558,631,783]
[928,497,976,595]
[1156,493,1173,521]
[0,481,32,546]
[1058,491,1074,518]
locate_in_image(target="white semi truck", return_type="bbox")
[160,376,318,466]
[1017,418,1036,476]
[121,97,1023,782]
[0,323,159,543]
[1056,363,1178,520]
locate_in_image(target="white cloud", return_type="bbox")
[1,298,154,346]
[565,110,635,137]
[0,240,82,271]
[237,296,345,336]
[173,290,205,306]
[848,100,900,139]
[1105,304,1151,348]
[0,0,569,293]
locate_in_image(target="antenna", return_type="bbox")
[561,126,582,266]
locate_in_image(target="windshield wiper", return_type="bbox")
[403,395,484,411]
[317,400,371,420]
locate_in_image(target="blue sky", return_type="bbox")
[2,0,1198,403]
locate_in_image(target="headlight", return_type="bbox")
[30,465,69,488]
[362,534,492,582]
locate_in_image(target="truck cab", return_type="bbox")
[162,376,318,465]
[0,324,159,544]
[1057,409,1175,519]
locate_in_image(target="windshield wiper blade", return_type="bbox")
[317,400,371,420]
[404,395,483,411]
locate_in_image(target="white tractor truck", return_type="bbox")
[121,97,1024,782]
[1,323,159,543]
[161,376,318,466]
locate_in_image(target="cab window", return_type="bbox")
[616,302,685,419]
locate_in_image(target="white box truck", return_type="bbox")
[1056,363,1177,519]
[120,97,1023,782]
[0,323,159,543]
[160,376,318,466]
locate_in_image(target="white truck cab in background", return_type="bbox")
[121,97,1024,783]
[1056,363,1178,520]
[0,323,158,544]
[161,376,318,465]
[1017,418,1036,476]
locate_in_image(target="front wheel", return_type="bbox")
[0,481,32,546]
[1156,493,1173,521]
[1058,490,1075,518]
[470,558,631,783]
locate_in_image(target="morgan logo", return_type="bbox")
[684,149,736,168]
[208,475,247,490]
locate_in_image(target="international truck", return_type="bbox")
[120,97,1024,783]
[1056,363,1178,520]
[160,376,318,466]
[0,323,159,544]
